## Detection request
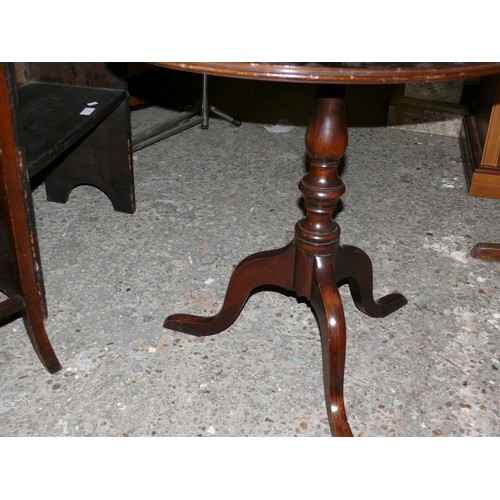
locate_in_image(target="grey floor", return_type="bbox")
[0,83,499,437]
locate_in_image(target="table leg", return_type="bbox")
[164,85,407,436]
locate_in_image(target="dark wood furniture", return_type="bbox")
[0,62,135,372]
[470,242,500,261]
[19,62,136,214]
[460,75,500,198]
[0,64,61,373]
[158,63,500,436]
[460,75,500,262]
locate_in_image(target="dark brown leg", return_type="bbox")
[290,86,353,435]
[164,85,406,435]
[310,254,353,436]
[0,64,62,373]
[0,203,60,373]
[335,244,407,317]
[0,170,62,374]
[470,242,500,262]
[164,243,295,335]
[21,299,62,374]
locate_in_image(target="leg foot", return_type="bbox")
[470,242,500,262]
[335,244,407,318]
[164,243,295,336]
[310,254,353,437]
[22,304,62,374]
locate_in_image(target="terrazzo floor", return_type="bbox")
[1,81,498,439]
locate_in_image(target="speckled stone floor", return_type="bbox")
[0,81,498,437]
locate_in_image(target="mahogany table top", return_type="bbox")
[156,62,500,84]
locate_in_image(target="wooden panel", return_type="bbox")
[460,75,500,198]
[0,63,61,372]
[44,100,136,214]
[473,76,498,147]
[482,80,500,165]
[468,168,500,197]
[24,62,127,90]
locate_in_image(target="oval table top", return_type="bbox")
[155,62,500,84]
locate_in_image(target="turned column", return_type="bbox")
[164,83,406,436]
[293,85,347,300]
[292,85,353,436]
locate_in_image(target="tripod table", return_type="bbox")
[157,63,500,436]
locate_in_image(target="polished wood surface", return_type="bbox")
[160,62,500,436]
[157,62,500,84]
[470,242,500,261]
[461,75,500,198]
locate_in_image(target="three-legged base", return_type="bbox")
[164,239,407,436]
[164,84,407,436]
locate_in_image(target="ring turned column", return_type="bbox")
[292,86,351,435]
[164,84,407,436]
